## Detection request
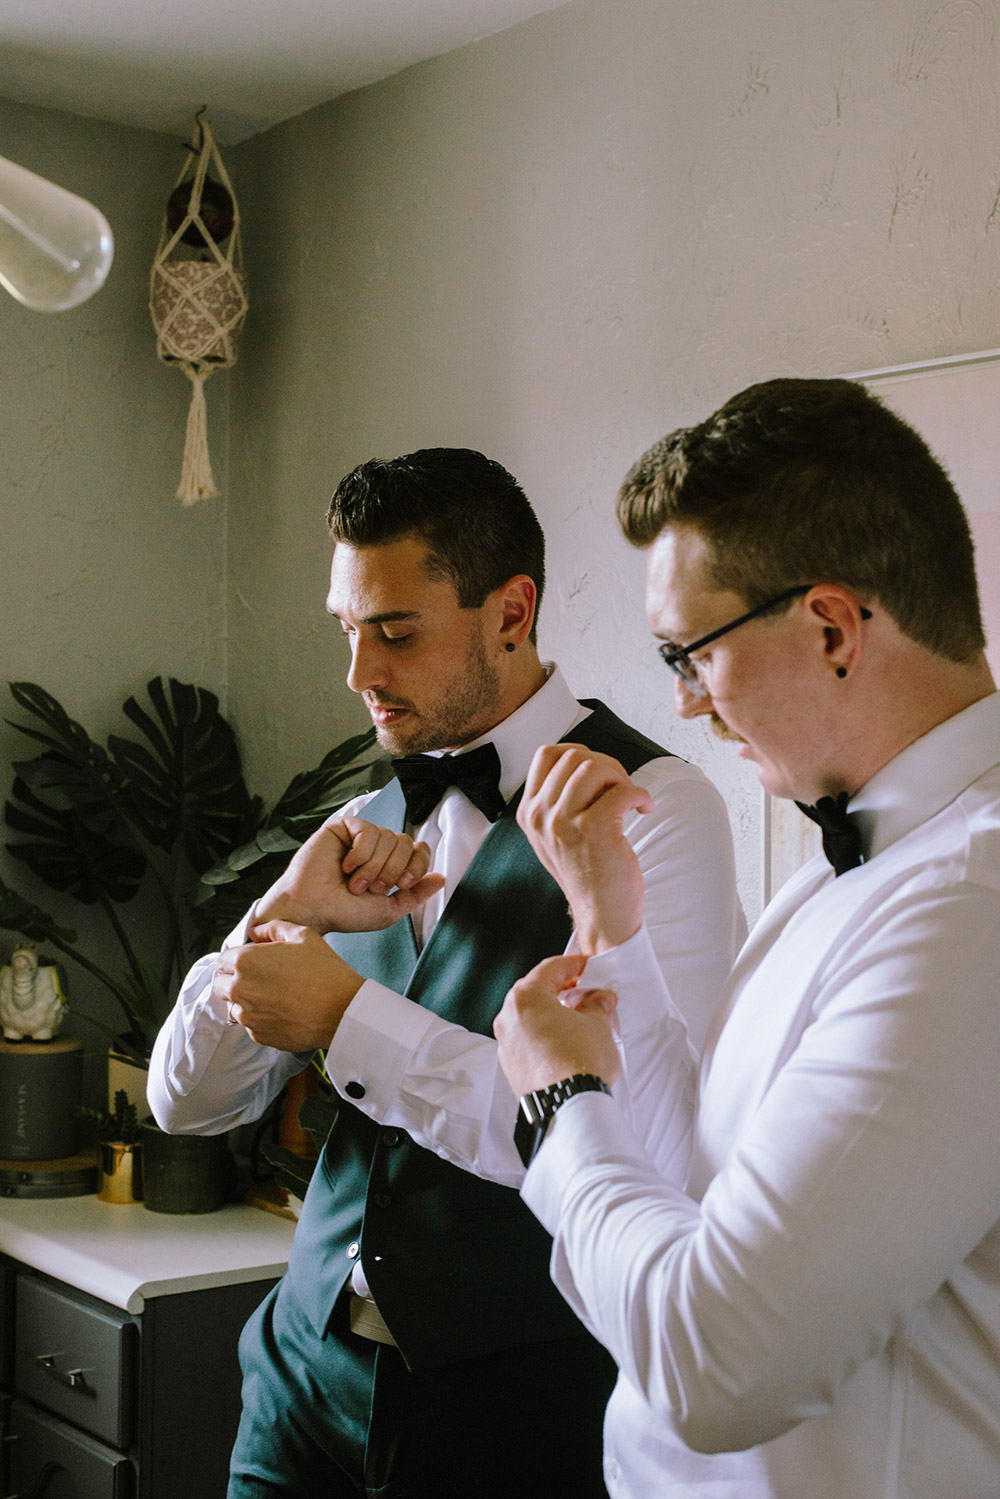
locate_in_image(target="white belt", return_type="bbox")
[349,1293,397,1346]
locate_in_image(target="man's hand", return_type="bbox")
[494,953,621,1099]
[252,816,445,936]
[517,744,653,954]
[214,920,364,1051]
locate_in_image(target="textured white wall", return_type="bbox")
[0,98,229,1075]
[229,0,1000,919]
[0,98,229,717]
[0,0,997,1099]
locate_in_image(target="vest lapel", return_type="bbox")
[407,809,570,1030]
[324,779,418,990]
[325,702,673,1021]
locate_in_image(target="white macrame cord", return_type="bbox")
[149,117,247,505]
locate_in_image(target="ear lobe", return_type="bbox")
[808,586,864,675]
[498,574,537,647]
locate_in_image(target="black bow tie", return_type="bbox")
[795,792,864,877]
[392,742,506,827]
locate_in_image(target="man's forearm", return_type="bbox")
[147,949,307,1133]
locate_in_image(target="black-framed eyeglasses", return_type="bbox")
[658,585,814,698]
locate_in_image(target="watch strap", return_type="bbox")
[514,1072,612,1168]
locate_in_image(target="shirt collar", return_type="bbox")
[849,690,1000,860]
[442,663,586,802]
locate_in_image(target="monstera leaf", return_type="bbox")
[192,727,390,946]
[0,876,78,947]
[269,728,389,835]
[110,678,261,874]
[2,680,388,1057]
[2,677,262,1051]
[5,770,147,904]
[7,681,112,769]
[6,683,131,841]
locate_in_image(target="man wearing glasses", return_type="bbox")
[495,377,1000,1498]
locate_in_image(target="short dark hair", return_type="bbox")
[326,448,545,640]
[618,377,985,663]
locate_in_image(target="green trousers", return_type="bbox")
[228,1279,614,1499]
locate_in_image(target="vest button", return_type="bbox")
[373,1191,392,1210]
[382,1128,403,1148]
[346,1240,360,1259]
[345,1080,366,1100]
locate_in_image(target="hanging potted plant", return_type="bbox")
[0,678,391,1107]
[149,109,247,505]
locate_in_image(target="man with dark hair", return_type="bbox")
[619,378,984,660]
[494,379,1000,1498]
[327,448,547,637]
[150,447,743,1498]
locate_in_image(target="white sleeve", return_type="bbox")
[147,789,380,1134]
[621,756,746,1055]
[522,882,1000,1454]
[582,924,697,1189]
[325,980,526,1186]
[146,911,312,1133]
[327,755,739,1187]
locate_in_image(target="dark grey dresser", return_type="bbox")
[0,1197,295,1498]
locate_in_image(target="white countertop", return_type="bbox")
[0,1195,297,1313]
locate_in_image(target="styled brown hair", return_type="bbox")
[618,377,985,663]
[327,448,545,642]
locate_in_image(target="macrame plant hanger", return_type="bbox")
[149,111,247,504]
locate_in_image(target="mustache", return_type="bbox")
[366,695,415,711]
[710,715,744,744]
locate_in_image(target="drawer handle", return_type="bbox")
[33,1353,91,1393]
[4,1458,67,1498]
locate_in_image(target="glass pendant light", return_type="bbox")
[0,153,114,312]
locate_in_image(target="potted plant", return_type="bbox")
[0,678,390,1095]
[79,1087,143,1203]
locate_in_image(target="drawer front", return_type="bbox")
[1,1258,13,1386]
[1,1392,10,1495]
[8,1399,132,1499]
[15,1277,135,1449]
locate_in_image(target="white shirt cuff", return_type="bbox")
[521,1087,643,1234]
[325,979,441,1113]
[578,924,675,1039]
[203,904,259,1026]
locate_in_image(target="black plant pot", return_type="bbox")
[140,1119,236,1214]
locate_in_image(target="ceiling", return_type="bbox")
[0,0,571,145]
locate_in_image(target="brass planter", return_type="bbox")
[98,1141,143,1204]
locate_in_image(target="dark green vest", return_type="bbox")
[284,700,668,1370]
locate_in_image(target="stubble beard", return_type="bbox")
[372,627,504,756]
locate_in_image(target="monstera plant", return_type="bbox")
[0,678,389,1063]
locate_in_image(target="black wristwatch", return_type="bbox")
[514,1073,612,1168]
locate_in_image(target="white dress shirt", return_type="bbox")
[523,690,1000,1499]
[149,664,743,1188]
